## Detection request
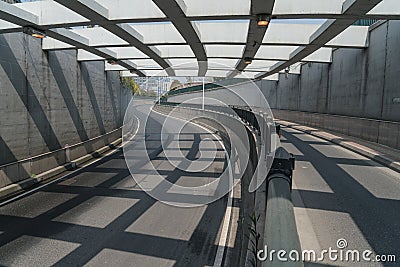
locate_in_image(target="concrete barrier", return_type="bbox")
[155,104,260,267]
[155,104,303,267]
[272,109,400,149]
[0,128,122,190]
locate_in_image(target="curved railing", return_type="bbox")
[157,102,302,267]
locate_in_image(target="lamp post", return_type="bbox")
[202,77,205,110]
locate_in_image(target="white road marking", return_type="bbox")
[152,107,235,267]
[2,105,237,267]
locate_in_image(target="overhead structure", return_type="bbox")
[228,0,276,78]
[255,0,385,79]
[0,0,399,79]
[152,0,207,76]
[52,0,174,76]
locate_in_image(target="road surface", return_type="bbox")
[282,126,399,267]
[0,101,229,267]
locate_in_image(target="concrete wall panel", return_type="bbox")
[328,48,366,117]
[299,63,329,113]
[272,109,400,149]
[0,32,131,173]
[254,20,400,148]
[259,20,400,124]
[364,22,387,119]
[382,21,400,121]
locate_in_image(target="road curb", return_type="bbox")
[0,138,122,200]
[277,120,400,173]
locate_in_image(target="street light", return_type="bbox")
[285,67,290,79]
[22,26,46,39]
[244,57,253,65]
[107,59,117,65]
[257,14,271,27]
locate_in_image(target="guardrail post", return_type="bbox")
[261,147,302,267]
[65,144,70,163]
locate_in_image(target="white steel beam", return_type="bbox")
[152,0,207,76]
[77,50,103,61]
[272,0,343,16]
[1,0,400,34]
[327,26,369,48]
[16,1,90,27]
[302,48,332,63]
[0,1,38,26]
[120,70,138,77]
[42,37,74,50]
[0,1,144,76]
[229,0,276,77]
[53,0,174,76]
[262,73,279,81]
[256,0,384,80]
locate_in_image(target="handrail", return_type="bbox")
[164,78,250,97]
[158,102,302,266]
[262,147,302,267]
[0,128,121,168]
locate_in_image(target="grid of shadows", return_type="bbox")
[106,72,120,128]
[283,130,400,262]
[0,136,30,181]
[0,35,62,154]
[294,154,376,167]
[48,51,93,153]
[81,63,107,137]
[0,120,227,266]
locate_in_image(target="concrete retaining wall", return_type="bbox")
[258,20,400,149]
[0,32,131,188]
[167,81,270,108]
[0,128,122,189]
[259,20,400,123]
[273,109,400,149]
[169,20,400,149]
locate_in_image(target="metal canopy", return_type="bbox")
[0,0,398,79]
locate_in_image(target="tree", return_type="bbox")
[170,80,182,91]
[121,77,141,95]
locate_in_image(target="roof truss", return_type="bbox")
[0,0,397,79]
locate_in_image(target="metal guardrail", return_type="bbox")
[230,105,260,133]
[158,102,302,266]
[263,147,302,267]
[227,106,301,266]
[164,78,249,97]
[157,102,262,132]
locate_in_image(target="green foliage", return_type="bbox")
[121,77,141,95]
[170,79,183,91]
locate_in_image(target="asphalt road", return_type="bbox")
[0,102,228,267]
[2,105,399,267]
[281,126,400,267]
